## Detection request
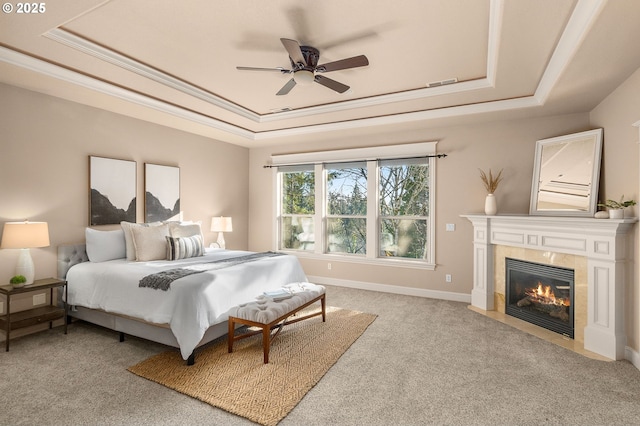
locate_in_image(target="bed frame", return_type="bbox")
[57,243,228,365]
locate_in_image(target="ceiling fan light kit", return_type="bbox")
[237,37,369,96]
[294,69,315,85]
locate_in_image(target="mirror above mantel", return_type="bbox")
[529,128,603,217]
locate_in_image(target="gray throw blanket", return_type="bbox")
[139,251,285,291]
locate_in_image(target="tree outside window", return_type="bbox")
[379,160,429,259]
[326,163,367,254]
[280,167,314,251]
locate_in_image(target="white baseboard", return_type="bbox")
[625,346,640,371]
[306,275,471,304]
[308,275,640,371]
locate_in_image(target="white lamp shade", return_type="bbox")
[1,221,50,249]
[210,217,233,233]
[1,221,49,285]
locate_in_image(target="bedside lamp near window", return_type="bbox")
[210,216,232,249]
[1,221,50,285]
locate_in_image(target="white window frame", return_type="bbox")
[272,142,437,270]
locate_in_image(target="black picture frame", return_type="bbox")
[89,156,137,226]
[144,163,180,222]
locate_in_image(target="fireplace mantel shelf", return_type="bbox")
[462,214,637,360]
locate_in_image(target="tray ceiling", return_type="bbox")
[1,0,639,147]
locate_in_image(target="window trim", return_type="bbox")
[272,142,437,267]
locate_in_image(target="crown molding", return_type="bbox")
[254,96,541,140]
[44,28,261,123]
[534,0,607,104]
[0,46,255,140]
[0,0,605,144]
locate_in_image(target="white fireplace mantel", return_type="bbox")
[462,214,637,360]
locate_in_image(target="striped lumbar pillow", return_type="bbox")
[166,235,204,260]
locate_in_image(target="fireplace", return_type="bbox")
[464,214,635,360]
[505,258,574,339]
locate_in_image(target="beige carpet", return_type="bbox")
[128,307,376,426]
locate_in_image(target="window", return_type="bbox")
[378,159,429,259]
[279,166,315,251]
[326,162,367,254]
[274,142,436,266]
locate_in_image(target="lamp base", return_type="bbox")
[217,232,226,250]
[15,248,35,285]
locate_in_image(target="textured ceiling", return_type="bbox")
[1,0,639,147]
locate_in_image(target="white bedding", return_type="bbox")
[65,248,307,359]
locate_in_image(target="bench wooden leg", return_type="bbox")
[262,326,270,363]
[228,317,235,353]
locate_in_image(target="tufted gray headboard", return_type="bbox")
[57,243,89,280]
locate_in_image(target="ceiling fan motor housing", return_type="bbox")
[290,46,320,70]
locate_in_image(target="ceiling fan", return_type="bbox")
[237,38,369,96]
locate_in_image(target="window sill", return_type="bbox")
[280,250,436,270]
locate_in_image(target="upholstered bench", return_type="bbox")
[227,282,326,363]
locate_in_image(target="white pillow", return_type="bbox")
[168,222,203,239]
[166,235,204,260]
[121,221,163,260]
[85,228,126,262]
[120,222,137,260]
[131,224,169,261]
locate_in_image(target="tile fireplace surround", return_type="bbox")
[463,214,637,361]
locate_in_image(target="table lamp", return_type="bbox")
[210,216,232,249]
[1,221,50,285]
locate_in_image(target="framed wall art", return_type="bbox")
[89,156,137,225]
[145,163,180,222]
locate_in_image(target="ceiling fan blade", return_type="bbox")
[276,78,297,96]
[317,55,369,73]
[280,38,307,66]
[236,66,290,74]
[314,75,350,93]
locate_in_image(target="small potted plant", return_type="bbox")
[598,196,636,219]
[9,275,27,288]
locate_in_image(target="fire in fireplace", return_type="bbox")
[505,258,574,338]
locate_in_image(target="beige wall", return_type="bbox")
[590,65,640,353]
[0,83,249,286]
[2,64,638,354]
[248,113,592,295]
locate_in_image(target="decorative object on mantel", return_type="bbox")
[598,196,636,219]
[479,168,503,215]
[594,211,609,219]
[529,129,602,217]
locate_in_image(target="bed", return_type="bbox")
[57,222,307,364]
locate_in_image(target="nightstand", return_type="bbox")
[0,277,67,351]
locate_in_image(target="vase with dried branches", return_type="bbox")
[479,168,503,215]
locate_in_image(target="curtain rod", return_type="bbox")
[263,153,447,168]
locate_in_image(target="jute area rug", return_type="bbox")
[128,307,376,426]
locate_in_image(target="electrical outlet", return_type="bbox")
[33,293,46,306]
[327,263,332,270]
[445,274,452,283]
[446,223,455,232]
